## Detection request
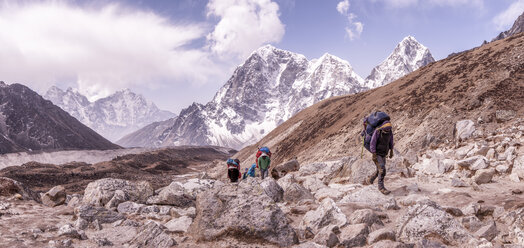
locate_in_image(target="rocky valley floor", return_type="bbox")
[0,119,523,248]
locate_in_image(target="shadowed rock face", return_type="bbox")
[0,82,120,154]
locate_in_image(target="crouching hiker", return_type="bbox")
[243,163,257,180]
[361,111,394,195]
[227,158,241,183]
[256,147,271,179]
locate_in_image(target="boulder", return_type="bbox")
[398,194,431,207]
[455,120,475,141]
[117,201,145,214]
[271,159,300,179]
[74,204,125,224]
[314,187,346,202]
[340,186,398,210]
[300,198,347,234]
[190,177,298,246]
[339,223,369,248]
[451,177,468,187]
[165,216,192,233]
[128,221,176,248]
[457,156,488,171]
[105,189,129,209]
[82,178,153,207]
[146,182,194,207]
[396,201,471,245]
[299,159,346,184]
[260,178,284,202]
[67,196,81,208]
[455,144,474,160]
[513,155,524,179]
[368,228,396,244]
[495,110,516,122]
[474,220,498,241]
[340,158,377,185]
[473,168,495,185]
[302,176,328,194]
[413,158,453,175]
[509,173,520,182]
[294,242,328,248]
[371,240,411,248]
[312,225,340,248]
[278,174,314,203]
[41,185,67,207]
[485,148,495,161]
[0,177,40,202]
[347,209,383,227]
[58,224,87,240]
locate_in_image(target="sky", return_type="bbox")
[0,0,522,114]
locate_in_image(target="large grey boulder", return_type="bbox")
[396,200,471,245]
[164,216,193,233]
[339,223,369,248]
[368,228,396,244]
[82,178,153,207]
[339,186,398,210]
[299,159,346,183]
[300,198,347,234]
[334,158,376,185]
[347,209,383,227]
[313,225,340,248]
[473,168,495,184]
[278,174,314,203]
[413,158,453,175]
[189,177,298,246]
[128,221,176,248]
[41,185,67,207]
[271,159,300,179]
[260,178,284,202]
[455,120,475,141]
[474,220,498,241]
[0,177,40,202]
[457,156,488,171]
[147,178,223,207]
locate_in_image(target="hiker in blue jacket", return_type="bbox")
[367,121,394,195]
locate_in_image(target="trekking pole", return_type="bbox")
[360,135,364,159]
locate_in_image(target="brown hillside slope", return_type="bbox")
[236,33,524,166]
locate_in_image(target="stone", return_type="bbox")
[470,157,489,171]
[75,218,89,230]
[513,155,524,179]
[41,185,67,207]
[495,110,516,122]
[495,163,510,174]
[314,187,346,202]
[347,158,377,184]
[313,225,340,248]
[299,159,346,184]
[117,201,145,214]
[397,200,471,245]
[67,196,81,208]
[94,237,113,246]
[58,224,87,240]
[82,178,153,206]
[74,204,125,224]
[165,216,192,233]
[294,242,328,248]
[443,206,464,217]
[461,216,484,232]
[455,144,474,160]
[340,186,398,210]
[473,168,495,184]
[302,176,328,194]
[190,177,298,246]
[300,198,347,234]
[399,194,431,207]
[0,177,41,202]
[474,220,498,241]
[339,223,369,248]
[368,228,396,244]
[284,182,315,203]
[171,207,196,218]
[462,203,481,216]
[451,177,468,187]
[347,209,383,227]
[260,178,284,202]
[146,182,194,207]
[105,189,129,209]
[485,148,495,160]
[271,159,300,180]
[455,120,475,141]
[509,173,520,182]
[457,156,486,170]
[128,221,176,248]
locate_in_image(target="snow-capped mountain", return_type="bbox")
[118,45,366,149]
[45,87,175,141]
[0,82,119,154]
[492,11,524,42]
[364,36,435,88]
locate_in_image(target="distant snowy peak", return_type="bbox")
[364,36,435,89]
[492,11,524,42]
[44,87,176,141]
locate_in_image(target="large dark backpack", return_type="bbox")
[361,111,390,153]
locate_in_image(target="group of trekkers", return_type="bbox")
[226,146,271,183]
[226,111,394,195]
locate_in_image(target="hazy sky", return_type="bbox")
[0,0,522,113]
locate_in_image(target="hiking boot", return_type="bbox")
[365,177,375,185]
[379,188,391,195]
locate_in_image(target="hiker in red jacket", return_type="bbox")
[227,158,241,183]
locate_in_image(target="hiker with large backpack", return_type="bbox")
[361,111,394,195]
[256,147,271,179]
[226,158,241,183]
[243,163,257,179]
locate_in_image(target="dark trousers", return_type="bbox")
[228,168,239,182]
[371,155,387,190]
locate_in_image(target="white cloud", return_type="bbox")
[0,1,222,101]
[493,0,524,30]
[337,0,350,14]
[371,0,484,8]
[337,0,363,40]
[206,0,285,59]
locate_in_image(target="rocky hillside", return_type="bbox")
[0,82,120,154]
[236,32,524,167]
[119,38,433,150]
[492,11,524,42]
[45,87,175,141]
